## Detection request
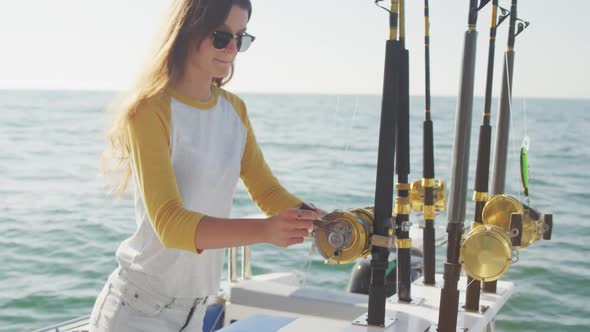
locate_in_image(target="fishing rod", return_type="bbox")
[412,0,448,287]
[311,1,410,324]
[420,0,436,286]
[409,0,448,290]
[464,0,510,311]
[485,0,529,293]
[366,0,402,326]
[393,0,412,304]
[436,1,490,331]
[309,2,406,325]
[457,0,552,302]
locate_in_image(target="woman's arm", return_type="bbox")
[224,95,302,215]
[194,208,317,250]
[129,97,319,254]
[128,99,207,253]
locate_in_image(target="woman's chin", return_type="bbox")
[212,68,229,80]
[212,61,231,75]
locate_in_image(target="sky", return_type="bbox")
[0,0,588,99]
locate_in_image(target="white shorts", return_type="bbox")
[89,268,209,332]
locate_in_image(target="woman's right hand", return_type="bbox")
[264,208,317,247]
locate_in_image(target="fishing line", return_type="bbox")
[300,240,316,288]
[503,53,518,185]
[300,95,362,287]
[343,96,361,158]
[522,96,531,212]
[504,52,514,129]
[523,96,530,200]
[503,53,516,186]
[466,276,480,288]
[503,46,531,218]
[523,96,527,137]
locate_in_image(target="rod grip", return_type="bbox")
[423,121,434,178]
[474,125,492,192]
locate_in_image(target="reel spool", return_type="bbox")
[460,224,513,282]
[313,208,374,265]
[481,194,550,248]
[409,179,447,213]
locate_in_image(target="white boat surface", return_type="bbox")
[221,272,512,331]
[36,221,512,332]
[35,272,512,332]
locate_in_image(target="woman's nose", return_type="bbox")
[225,38,239,53]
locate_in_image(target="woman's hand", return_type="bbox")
[264,208,317,247]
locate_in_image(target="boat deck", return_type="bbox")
[224,272,514,331]
[36,272,513,332]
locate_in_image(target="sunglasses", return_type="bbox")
[212,31,256,53]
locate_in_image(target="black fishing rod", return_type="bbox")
[485,0,529,293]
[464,0,510,311]
[394,0,412,303]
[421,0,436,286]
[367,0,402,326]
[437,1,489,331]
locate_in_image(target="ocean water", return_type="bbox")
[0,90,588,331]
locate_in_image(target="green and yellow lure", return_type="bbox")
[520,136,530,198]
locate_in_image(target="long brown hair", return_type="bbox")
[102,0,252,196]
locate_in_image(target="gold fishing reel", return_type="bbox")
[460,223,514,282]
[460,194,554,281]
[482,194,552,249]
[312,208,374,264]
[409,178,447,213]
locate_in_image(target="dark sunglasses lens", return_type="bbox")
[238,35,253,53]
[213,31,232,49]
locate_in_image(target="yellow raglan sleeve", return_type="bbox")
[127,99,204,253]
[236,100,303,216]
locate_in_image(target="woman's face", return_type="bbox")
[189,5,250,80]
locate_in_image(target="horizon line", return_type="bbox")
[0,87,587,101]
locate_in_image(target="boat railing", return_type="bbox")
[228,246,251,282]
[32,315,90,332]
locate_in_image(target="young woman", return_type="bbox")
[91,1,324,331]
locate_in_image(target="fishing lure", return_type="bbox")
[520,136,530,198]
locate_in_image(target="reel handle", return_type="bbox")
[510,213,523,247]
[543,214,553,240]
